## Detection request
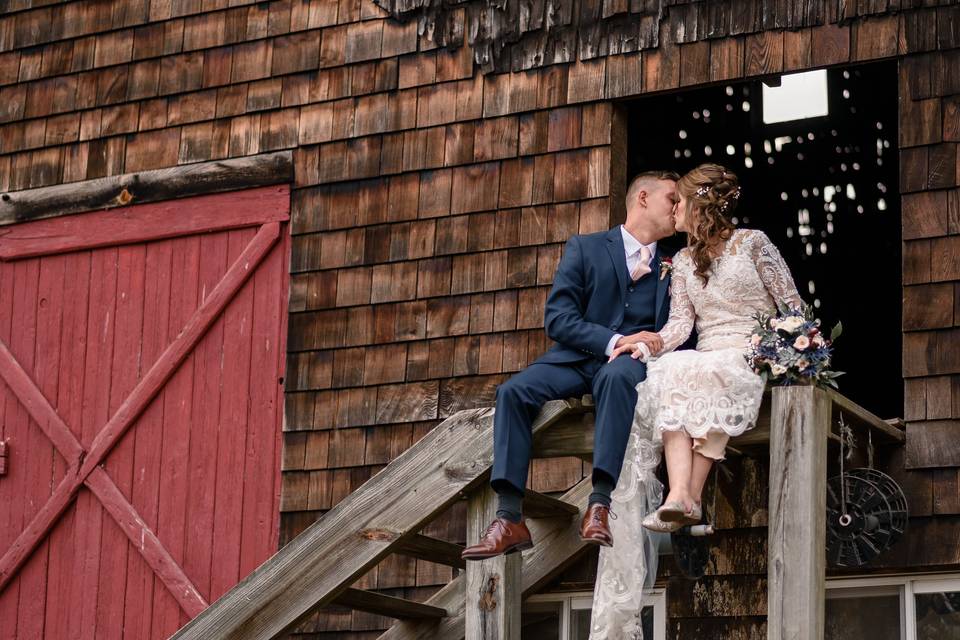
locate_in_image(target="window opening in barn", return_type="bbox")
[625,61,901,420]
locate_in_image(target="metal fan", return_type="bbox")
[826,467,908,567]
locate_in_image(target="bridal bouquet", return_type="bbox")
[745,304,843,388]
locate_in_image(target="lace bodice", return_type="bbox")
[658,229,804,353]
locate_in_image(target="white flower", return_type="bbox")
[771,364,787,376]
[751,334,762,346]
[778,316,804,333]
[812,335,825,347]
[793,336,810,350]
[796,358,810,370]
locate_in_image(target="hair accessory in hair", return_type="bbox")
[718,186,742,213]
[695,185,710,197]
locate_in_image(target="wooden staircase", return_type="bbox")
[171,389,904,640]
[171,397,600,640]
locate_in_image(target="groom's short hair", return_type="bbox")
[626,170,681,209]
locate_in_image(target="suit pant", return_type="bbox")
[490,355,648,495]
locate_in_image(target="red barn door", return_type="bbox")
[0,185,290,640]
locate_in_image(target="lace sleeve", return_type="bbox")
[656,252,696,355]
[750,230,804,310]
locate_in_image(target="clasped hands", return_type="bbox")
[607,332,663,363]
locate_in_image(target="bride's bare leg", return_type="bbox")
[661,430,694,509]
[689,452,714,505]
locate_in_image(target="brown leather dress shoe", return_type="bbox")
[580,503,614,547]
[461,517,534,560]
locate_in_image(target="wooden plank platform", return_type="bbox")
[393,535,466,570]
[333,588,447,620]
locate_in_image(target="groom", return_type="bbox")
[462,170,682,560]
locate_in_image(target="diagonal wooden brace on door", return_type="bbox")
[0,222,281,617]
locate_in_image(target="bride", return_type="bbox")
[588,163,804,639]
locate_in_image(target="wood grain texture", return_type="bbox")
[464,486,521,640]
[0,151,292,226]
[379,477,592,640]
[172,400,575,640]
[767,386,830,640]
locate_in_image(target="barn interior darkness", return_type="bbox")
[626,61,902,420]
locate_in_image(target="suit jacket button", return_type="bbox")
[625,303,630,308]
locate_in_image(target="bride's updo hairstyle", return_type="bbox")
[677,163,742,284]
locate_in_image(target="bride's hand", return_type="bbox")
[608,342,639,362]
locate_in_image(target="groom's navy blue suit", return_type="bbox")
[491,226,677,495]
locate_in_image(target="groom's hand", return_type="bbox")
[609,332,663,361]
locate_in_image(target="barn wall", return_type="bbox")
[0,1,958,638]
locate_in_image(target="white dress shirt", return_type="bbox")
[604,226,657,357]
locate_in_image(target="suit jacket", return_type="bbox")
[536,226,676,365]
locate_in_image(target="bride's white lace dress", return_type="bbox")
[588,228,803,639]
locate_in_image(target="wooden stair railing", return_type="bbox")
[172,388,904,640]
[171,398,593,640]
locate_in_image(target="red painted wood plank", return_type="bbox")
[0,259,39,640]
[151,235,201,640]
[23,253,68,640]
[239,228,288,577]
[0,338,84,465]
[70,247,118,640]
[210,228,256,601]
[0,186,290,261]
[84,469,208,618]
[0,223,280,595]
[9,258,41,639]
[46,250,92,640]
[96,244,147,640]
[0,260,17,640]
[183,230,230,602]
[124,239,173,639]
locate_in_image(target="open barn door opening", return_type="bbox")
[623,60,901,421]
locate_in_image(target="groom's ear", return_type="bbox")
[635,189,648,208]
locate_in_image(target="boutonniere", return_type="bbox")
[659,257,673,281]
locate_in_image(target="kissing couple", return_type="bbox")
[461,162,804,638]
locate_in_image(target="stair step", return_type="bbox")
[522,490,580,519]
[333,588,447,620]
[394,534,466,569]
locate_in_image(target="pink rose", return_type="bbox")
[751,334,762,346]
[812,335,825,347]
[793,336,810,350]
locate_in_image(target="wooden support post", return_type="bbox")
[465,486,521,640]
[768,386,830,640]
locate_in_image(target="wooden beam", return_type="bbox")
[0,151,293,227]
[465,486,521,640]
[521,490,579,519]
[0,185,290,260]
[171,400,577,640]
[379,478,593,640]
[333,588,447,619]
[393,534,467,569]
[827,389,904,443]
[531,413,594,458]
[768,386,829,640]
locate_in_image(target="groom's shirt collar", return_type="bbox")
[620,225,657,261]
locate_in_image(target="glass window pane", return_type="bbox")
[915,591,960,640]
[522,601,561,640]
[825,594,901,640]
[570,606,654,640]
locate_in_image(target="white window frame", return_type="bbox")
[525,588,667,640]
[826,573,960,640]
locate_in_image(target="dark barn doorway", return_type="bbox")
[625,61,902,420]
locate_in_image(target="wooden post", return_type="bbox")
[465,486,521,640]
[768,386,830,640]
